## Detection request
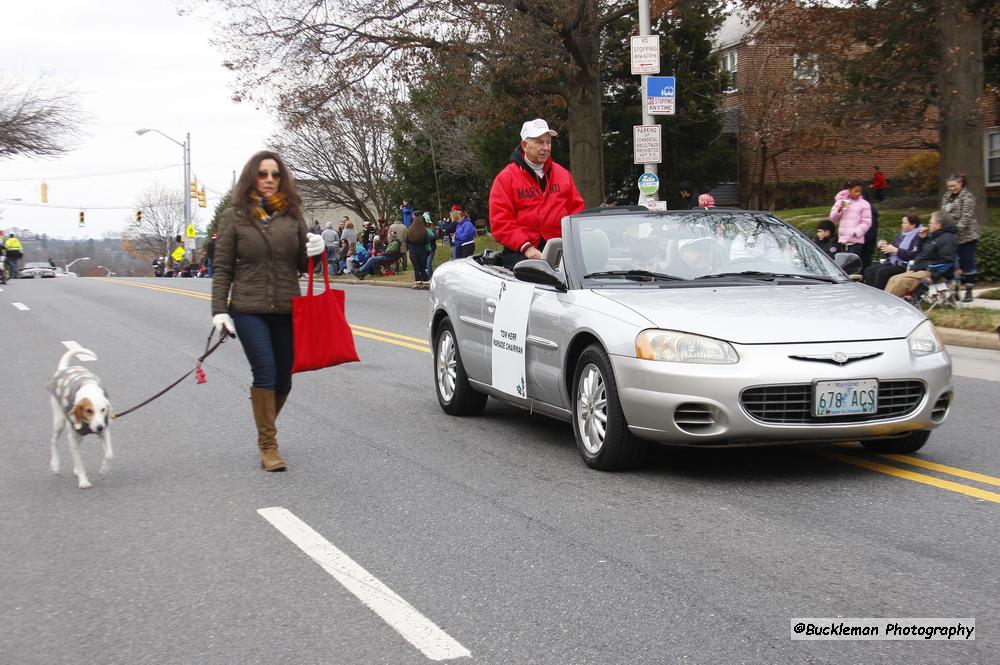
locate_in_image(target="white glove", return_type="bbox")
[305,233,325,257]
[213,313,236,337]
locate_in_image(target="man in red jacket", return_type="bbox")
[488,118,585,269]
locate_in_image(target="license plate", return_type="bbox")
[813,379,878,417]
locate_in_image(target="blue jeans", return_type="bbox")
[957,240,977,280]
[426,250,435,280]
[231,312,294,395]
[356,254,397,276]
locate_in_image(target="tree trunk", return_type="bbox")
[756,142,768,210]
[938,0,987,227]
[564,8,604,209]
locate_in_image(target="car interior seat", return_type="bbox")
[578,229,611,273]
[540,238,563,269]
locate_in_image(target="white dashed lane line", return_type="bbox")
[12,302,29,310]
[257,507,471,662]
[60,341,95,360]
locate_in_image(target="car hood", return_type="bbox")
[593,283,925,344]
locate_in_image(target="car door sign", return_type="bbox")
[491,280,534,399]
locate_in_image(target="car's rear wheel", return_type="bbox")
[572,344,645,470]
[860,430,931,454]
[434,318,488,416]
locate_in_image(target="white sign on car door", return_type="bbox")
[491,280,534,399]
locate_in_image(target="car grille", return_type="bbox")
[740,380,925,424]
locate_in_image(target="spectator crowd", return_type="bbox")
[814,169,980,304]
[309,203,477,289]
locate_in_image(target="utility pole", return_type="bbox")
[639,0,657,185]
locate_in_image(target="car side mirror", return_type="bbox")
[513,259,566,290]
[834,252,862,275]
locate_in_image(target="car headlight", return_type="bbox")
[908,319,944,357]
[635,329,739,364]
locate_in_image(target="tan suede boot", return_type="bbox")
[250,387,287,472]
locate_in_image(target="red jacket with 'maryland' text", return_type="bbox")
[488,147,585,253]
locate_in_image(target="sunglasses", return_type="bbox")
[256,170,282,179]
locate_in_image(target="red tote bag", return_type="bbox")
[291,257,360,374]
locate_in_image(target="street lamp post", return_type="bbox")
[97,265,113,277]
[65,256,90,275]
[135,128,191,257]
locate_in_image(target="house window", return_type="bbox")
[793,53,819,83]
[720,49,738,91]
[987,128,1000,185]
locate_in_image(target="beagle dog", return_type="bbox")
[48,348,112,489]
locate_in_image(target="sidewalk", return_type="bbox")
[970,288,1000,310]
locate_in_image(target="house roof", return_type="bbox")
[712,10,761,51]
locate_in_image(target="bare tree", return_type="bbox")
[273,85,396,225]
[203,0,637,207]
[0,77,83,159]
[736,31,838,209]
[121,185,186,263]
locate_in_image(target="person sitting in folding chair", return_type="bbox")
[352,231,403,279]
[885,210,958,298]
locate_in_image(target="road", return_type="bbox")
[1,276,998,665]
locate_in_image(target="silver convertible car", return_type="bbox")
[428,208,953,470]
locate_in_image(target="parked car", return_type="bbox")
[19,262,57,279]
[429,207,953,470]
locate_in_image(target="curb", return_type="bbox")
[939,327,1000,351]
[301,276,420,289]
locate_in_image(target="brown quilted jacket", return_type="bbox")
[211,206,309,315]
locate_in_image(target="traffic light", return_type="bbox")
[79,211,84,227]
[135,209,142,225]
[190,178,198,198]
[40,182,48,203]
[198,187,207,208]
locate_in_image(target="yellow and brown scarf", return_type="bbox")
[251,191,289,223]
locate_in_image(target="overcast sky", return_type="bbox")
[0,0,276,239]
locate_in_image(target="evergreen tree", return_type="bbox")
[208,191,232,236]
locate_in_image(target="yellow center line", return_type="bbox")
[878,453,1000,488]
[111,279,211,299]
[104,279,429,352]
[819,451,1000,504]
[350,324,429,345]
[352,330,432,353]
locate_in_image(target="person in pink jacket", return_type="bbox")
[829,182,871,256]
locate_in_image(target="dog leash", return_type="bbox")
[111,327,233,420]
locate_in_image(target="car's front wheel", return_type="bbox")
[572,344,645,470]
[434,318,488,416]
[860,430,931,454]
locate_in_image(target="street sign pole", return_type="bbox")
[184,133,193,262]
[638,0,658,202]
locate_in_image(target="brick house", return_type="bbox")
[713,11,999,205]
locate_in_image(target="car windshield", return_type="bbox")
[572,210,845,285]
[24,262,50,268]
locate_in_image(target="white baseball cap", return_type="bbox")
[520,118,558,141]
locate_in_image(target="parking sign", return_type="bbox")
[633,125,661,164]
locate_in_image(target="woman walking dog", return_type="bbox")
[211,150,325,471]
